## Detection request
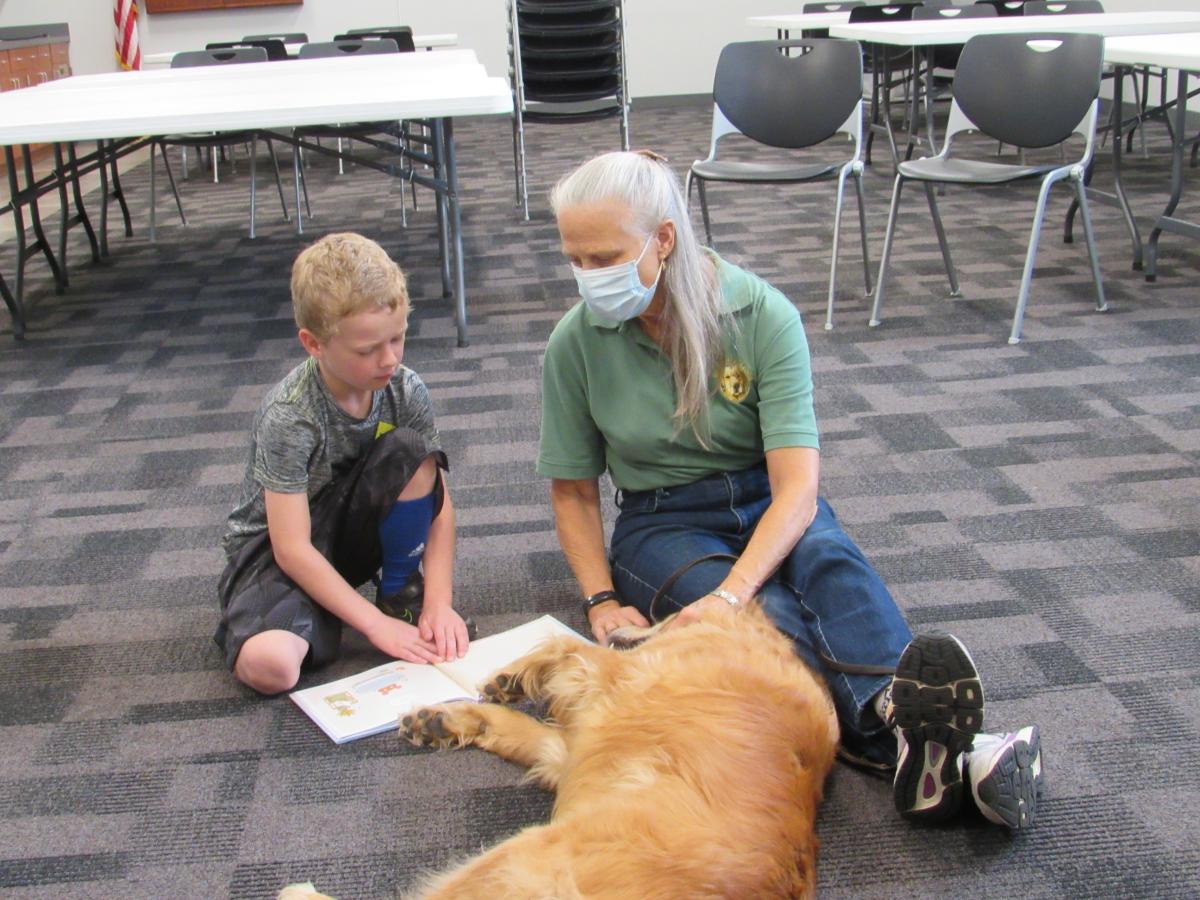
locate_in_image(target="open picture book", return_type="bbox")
[290,614,588,744]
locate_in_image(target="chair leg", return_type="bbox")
[1009,172,1062,345]
[854,168,872,297]
[695,179,714,247]
[150,141,158,243]
[266,138,290,223]
[870,174,905,328]
[159,144,187,226]
[1072,173,1108,315]
[826,166,850,332]
[923,182,959,297]
[293,143,305,236]
[249,139,258,239]
[510,114,523,208]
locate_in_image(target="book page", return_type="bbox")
[436,615,588,694]
[291,659,474,744]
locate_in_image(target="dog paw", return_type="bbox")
[400,704,484,748]
[278,883,335,900]
[479,672,525,704]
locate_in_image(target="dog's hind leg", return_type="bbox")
[402,702,568,789]
[410,824,581,900]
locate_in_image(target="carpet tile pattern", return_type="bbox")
[0,99,1197,898]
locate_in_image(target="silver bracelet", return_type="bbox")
[708,588,741,607]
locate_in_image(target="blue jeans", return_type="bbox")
[609,464,912,761]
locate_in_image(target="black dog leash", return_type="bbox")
[645,552,896,676]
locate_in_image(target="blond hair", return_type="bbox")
[290,232,408,341]
[550,152,727,444]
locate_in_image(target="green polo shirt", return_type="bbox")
[537,255,818,492]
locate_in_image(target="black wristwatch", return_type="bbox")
[582,589,620,614]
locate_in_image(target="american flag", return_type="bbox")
[114,0,141,71]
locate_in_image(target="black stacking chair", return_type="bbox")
[871,32,1107,344]
[974,0,1028,14]
[849,2,919,166]
[150,47,290,240]
[508,0,630,219]
[1023,0,1104,13]
[205,39,289,62]
[686,39,871,332]
[336,27,416,53]
[290,39,408,233]
[911,3,998,155]
[243,32,309,46]
[793,1,865,38]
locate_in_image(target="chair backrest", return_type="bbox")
[299,39,401,59]
[712,39,863,150]
[801,1,864,12]
[1023,0,1104,14]
[974,0,1027,15]
[847,4,917,23]
[243,32,308,44]
[913,4,998,20]
[171,46,268,68]
[336,28,416,52]
[205,39,288,61]
[948,32,1103,148]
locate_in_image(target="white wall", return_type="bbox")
[2,0,1199,97]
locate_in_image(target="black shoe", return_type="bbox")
[377,571,424,625]
[376,571,477,641]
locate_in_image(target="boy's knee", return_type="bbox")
[397,454,440,501]
[234,630,308,695]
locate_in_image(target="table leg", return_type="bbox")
[1066,67,1142,271]
[20,146,66,294]
[0,272,19,339]
[1109,68,1144,271]
[431,120,453,304]
[1145,69,1191,282]
[444,117,469,348]
[63,143,103,266]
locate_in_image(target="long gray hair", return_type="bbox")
[550,151,727,443]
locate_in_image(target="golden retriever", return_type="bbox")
[281,600,838,900]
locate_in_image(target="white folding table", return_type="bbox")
[0,50,511,345]
[1084,34,1200,280]
[747,12,853,37]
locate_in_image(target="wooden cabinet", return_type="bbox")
[145,0,301,12]
[0,24,72,171]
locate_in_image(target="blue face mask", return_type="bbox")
[571,234,662,324]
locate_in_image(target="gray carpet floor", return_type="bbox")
[1,99,1198,899]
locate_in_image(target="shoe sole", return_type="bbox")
[892,632,985,822]
[973,727,1042,830]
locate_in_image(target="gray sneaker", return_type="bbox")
[968,726,1043,830]
[889,632,985,823]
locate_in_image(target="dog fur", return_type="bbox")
[283,600,839,900]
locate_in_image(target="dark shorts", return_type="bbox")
[213,426,447,670]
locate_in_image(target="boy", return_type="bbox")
[215,232,471,695]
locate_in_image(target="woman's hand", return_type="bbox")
[666,593,732,631]
[587,600,650,644]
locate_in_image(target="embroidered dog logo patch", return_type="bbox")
[718,360,752,403]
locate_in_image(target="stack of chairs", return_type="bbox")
[507,0,630,219]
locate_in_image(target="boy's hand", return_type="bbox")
[419,605,470,661]
[365,616,441,664]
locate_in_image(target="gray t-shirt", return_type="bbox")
[221,356,441,558]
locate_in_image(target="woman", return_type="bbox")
[536,150,1044,831]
